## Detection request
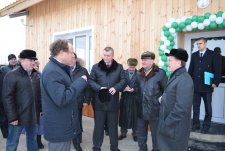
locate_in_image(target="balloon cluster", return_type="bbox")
[159,11,225,77]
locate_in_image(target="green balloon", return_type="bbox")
[160,41,164,45]
[162,55,167,62]
[167,46,173,50]
[204,12,211,18]
[171,22,178,28]
[222,21,225,27]
[216,11,223,17]
[205,26,210,30]
[178,22,186,29]
[167,36,174,41]
[193,28,198,31]
[159,50,164,56]
[218,24,224,28]
[197,16,205,23]
[162,65,167,71]
[166,71,171,77]
[185,18,192,25]
[163,26,169,31]
[170,41,175,46]
[164,31,170,37]
[176,27,181,32]
[209,21,217,29]
[192,16,198,22]
[164,61,168,67]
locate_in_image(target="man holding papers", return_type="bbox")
[188,37,221,134]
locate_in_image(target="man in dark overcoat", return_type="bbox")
[188,37,221,133]
[89,46,126,151]
[136,51,167,151]
[2,50,40,151]
[70,53,92,151]
[0,54,18,138]
[118,58,138,142]
[157,48,194,151]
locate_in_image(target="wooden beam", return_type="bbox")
[0,0,44,17]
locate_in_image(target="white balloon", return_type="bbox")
[222,12,225,19]
[203,19,210,26]
[181,16,187,22]
[191,22,198,28]
[168,18,175,22]
[169,28,176,34]
[186,25,192,31]
[160,36,167,41]
[165,22,172,28]
[176,19,182,23]
[216,17,223,24]
[209,14,217,21]
[182,28,187,32]
[165,40,171,46]
[160,45,166,50]
[198,23,204,30]
[159,60,164,67]
[164,49,170,54]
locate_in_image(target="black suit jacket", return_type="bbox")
[188,48,221,92]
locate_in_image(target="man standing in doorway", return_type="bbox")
[89,46,126,151]
[188,37,221,134]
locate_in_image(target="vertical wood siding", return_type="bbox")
[26,0,225,69]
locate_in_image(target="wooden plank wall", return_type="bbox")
[26,0,225,70]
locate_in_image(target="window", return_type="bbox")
[54,27,93,72]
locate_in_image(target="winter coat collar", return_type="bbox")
[98,59,118,75]
[49,57,71,75]
[166,66,186,88]
[138,63,159,80]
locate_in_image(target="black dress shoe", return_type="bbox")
[74,143,83,151]
[38,143,44,149]
[118,135,126,140]
[192,126,200,132]
[133,136,137,142]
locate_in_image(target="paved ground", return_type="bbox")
[0,116,152,151]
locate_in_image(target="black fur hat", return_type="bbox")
[19,49,37,60]
[165,48,188,62]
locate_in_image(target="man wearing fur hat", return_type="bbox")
[89,46,126,151]
[157,48,194,151]
[136,51,167,151]
[2,50,40,151]
[0,54,18,138]
[118,58,138,142]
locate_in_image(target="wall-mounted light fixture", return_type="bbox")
[197,0,210,8]
[20,18,32,27]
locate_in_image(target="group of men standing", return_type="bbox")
[0,36,222,151]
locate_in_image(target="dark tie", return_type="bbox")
[200,53,203,58]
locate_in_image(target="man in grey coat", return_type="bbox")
[89,46,126,151]
[157,48,194,151]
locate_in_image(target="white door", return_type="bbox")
[184,30,225,124]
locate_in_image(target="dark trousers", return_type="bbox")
[193,92,212,130]
[136,118,159,151]
[92,110,119,151]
